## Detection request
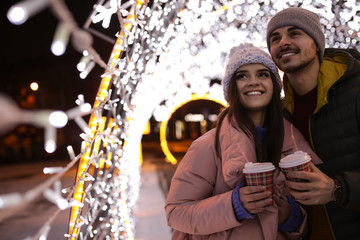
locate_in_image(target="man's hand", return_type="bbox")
[239,185,272,214]
[285,162,335,205]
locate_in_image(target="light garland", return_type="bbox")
[1,1,359,240]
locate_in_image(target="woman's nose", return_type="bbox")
[248,76,260,85]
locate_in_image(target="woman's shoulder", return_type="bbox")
[180,129,219,170]
[282,117,295,133]
[191,128,216,148]
[282,117,291,126]
[218,115,248,146]
[281,117,322,164]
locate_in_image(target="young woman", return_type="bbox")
[165,43,322,239]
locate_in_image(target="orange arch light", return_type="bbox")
[160,93,227,165]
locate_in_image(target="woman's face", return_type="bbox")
[235,63,273,115]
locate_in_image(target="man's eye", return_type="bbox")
[290,31,301,37]
[270,36,280,43]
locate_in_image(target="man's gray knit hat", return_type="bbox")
[266,7,325,62]
[222,43,281,102]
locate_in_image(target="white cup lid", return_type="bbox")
[243,162,275,173]
[279,151,311,168]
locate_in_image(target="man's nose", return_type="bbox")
[279,35,290,47]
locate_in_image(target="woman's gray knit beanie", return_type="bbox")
[266,7,325,62]
[222,43,281,102]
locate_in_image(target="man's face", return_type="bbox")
[268,26,319,73]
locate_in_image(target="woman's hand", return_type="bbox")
[273,195,291,224]
[239,185,272,214]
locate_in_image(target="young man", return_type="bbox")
[266,7,360,240]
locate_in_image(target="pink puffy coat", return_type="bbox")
[165,116,322,240]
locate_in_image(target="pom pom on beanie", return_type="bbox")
[222,43,281,102]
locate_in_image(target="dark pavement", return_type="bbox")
[0,148,178,240]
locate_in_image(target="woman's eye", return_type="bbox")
[235,73,247,79]
[259,72,270,78]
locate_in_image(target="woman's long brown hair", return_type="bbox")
[214,71,284,166]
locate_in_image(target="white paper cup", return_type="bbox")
[279,151,311,182]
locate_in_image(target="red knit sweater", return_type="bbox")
[292,86,317,142]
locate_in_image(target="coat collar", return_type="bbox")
[283,52,348,114]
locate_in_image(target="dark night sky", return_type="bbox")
[0,0,117,106]
[0,0,118,162]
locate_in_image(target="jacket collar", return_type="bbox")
[283,52,348,115]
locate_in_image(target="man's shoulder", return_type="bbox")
[323,48,360,84]
[325,48,360,61]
